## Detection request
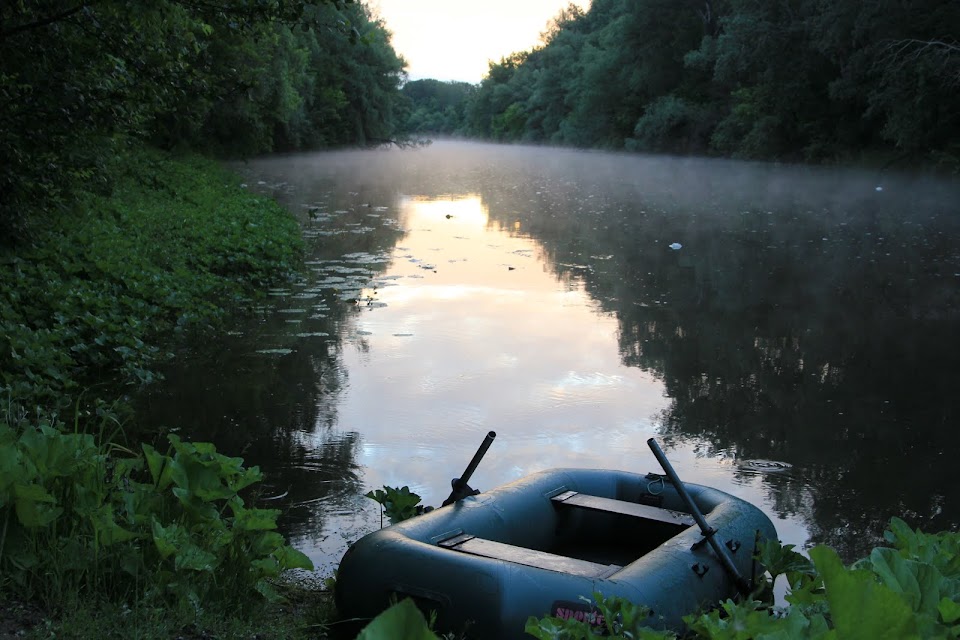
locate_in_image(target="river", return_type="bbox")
[135,141,960,577]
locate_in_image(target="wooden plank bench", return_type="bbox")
[438,533,621,578]
[551,491,696,528]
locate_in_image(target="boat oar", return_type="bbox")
[442,431,497,506]
[647,437,752,595]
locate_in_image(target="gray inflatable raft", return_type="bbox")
[335,467,777,639]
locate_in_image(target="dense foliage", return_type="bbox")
[0,420,312,612]
[0,147,303,417]
[450,0,960,164]
[401,79,476,136]
[0,0,406,243]
[0,147,314,633]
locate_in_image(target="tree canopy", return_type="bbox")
[401,79,476,135]
[1,0,407,242]
[448,0,960,164]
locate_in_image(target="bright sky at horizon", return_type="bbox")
[369,0,590,84]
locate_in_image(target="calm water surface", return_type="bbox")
[136,141,960,576]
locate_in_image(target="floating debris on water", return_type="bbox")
[296,332,330,338]
[668,243,682,250]
[256,348,294,355]
[328,266,375,275]
[342,252,390,264]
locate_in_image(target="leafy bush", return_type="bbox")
[628,95,709,154]
[0,419,312,615]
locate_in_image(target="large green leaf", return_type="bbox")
[89,503,138,546]
[151,518,185,559]
[356,599,438,640]
[867,547,943,616]
[939,597,960,625]
[232,506,280,532]
[142,443,173,490]
[810,546,919,640]
[174,542,218,573]
[13,482,62,527]
[274,544,314,571]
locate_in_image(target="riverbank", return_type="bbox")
[0,145,324,637]
[1,145,304,416]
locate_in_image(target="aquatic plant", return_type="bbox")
[0,147,303,417]
[365,485,423,525]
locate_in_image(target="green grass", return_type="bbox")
[2,586,339,639]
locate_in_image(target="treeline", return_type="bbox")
[402,79,476,135]
[1,0,406,242]
[404,0,960,164]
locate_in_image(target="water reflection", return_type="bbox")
[136,142,960,574]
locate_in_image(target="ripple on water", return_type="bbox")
[736,459,794,474]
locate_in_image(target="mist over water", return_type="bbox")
[136,141,960,575]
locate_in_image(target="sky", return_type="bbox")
[369,0,590,84]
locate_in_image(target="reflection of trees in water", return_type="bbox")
[480,166,960,560]
[135,329,362,505]
[134,179,409,542]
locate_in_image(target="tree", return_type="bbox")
[0,0,407,243]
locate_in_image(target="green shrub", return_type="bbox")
[0,419,312,615]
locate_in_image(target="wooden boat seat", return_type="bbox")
[438,533,621,579]
[551,491,696,527]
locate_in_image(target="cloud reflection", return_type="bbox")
[333,194,670,510]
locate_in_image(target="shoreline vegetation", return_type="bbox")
[2,0,958,637]
[0,147,326,638]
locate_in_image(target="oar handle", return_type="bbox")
[442,431,496,506]
[647,438,752,595]
[458,431,496,489]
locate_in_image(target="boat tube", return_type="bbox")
[335,467,777,639]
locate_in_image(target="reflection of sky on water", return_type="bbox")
[141,142,960,579]
[295,192,798,574]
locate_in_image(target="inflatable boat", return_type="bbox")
[335,451,777,639]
